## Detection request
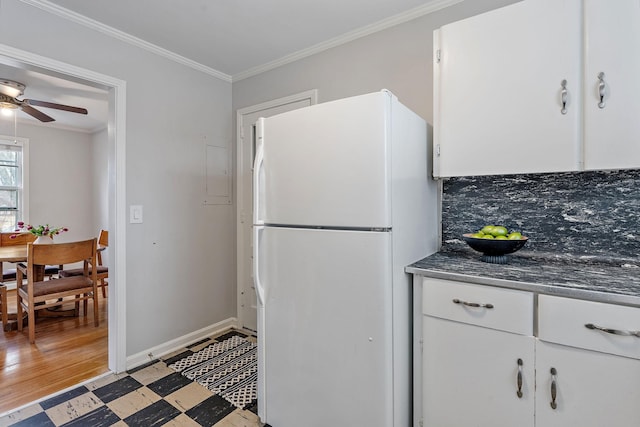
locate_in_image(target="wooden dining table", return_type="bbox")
[0,245,73,331]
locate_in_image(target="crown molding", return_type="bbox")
[20,0,462,84]
[232,0,463,82]
[19,0,233,83]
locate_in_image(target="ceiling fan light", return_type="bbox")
[0,107,14,117]
[0,101,18,110]
[0,80,25,98]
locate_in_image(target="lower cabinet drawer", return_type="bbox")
[538,295,640,360]
[422,278,534,336]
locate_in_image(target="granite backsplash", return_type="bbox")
[440,169,640,262]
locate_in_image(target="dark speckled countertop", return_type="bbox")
[407,170,640,307]
[407,249,640,307]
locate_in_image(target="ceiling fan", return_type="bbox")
[0,79,88,122]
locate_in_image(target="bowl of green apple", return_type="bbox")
[462,225,528,262]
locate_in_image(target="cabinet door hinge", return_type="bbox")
[435,49,441,63]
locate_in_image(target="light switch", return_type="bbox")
[130,205,143,223]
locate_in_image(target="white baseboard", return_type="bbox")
[126,317,239,370]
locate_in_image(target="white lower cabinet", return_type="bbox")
[420,278,640,427]
[423,317,535,426]
[421,278,535,427]
[536,295,640,427]
[535,341,640,427]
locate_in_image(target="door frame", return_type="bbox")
[235,89,318,330]
[0,43,128,373]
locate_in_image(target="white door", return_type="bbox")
[257,91,392,228]
[535,341,640,427]
[257,226,394,426]
[236,91,317,331]
[583,0,640,170]
[434,0,581,177]
[423,317,535,427]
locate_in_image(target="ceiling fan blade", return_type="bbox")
[24,99,88,115]
[20,104,55,122]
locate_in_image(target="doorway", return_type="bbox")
[236,90,318,331]
[0,45,127,376]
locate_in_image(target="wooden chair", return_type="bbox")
[60,230,108,297]
[0,232,61,282]
[0,284,7,331]
[17,238,98,344]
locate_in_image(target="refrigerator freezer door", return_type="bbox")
[257,91,392,228]
[257,226,395,426]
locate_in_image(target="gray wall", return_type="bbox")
[0,1,234,355]
[16,123,96,243]
[232,0,521,125]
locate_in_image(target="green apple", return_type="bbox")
[491,226,508,237]
[480,225,495,235]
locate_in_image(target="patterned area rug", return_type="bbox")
[169,335,258,409]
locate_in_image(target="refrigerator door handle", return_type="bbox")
[253,224,265,307]
[253,118,265,226]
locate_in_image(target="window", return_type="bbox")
[0,137,28,232]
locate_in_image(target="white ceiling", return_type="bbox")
[1,0,458,132]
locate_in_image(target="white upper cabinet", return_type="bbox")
[583,0,640,170]
[434,0,640,177]
[433,0,581,178]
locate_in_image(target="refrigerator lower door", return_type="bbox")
[257,226,396,427]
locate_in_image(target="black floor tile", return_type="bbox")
[186,394,236,426]
[39,386,89,410]
[61,405,121,427]
[187,337,213,349]
[127,359,161,374]
[163,350,194,366]
[92,376,143,404]
[11,412,55,427]
[123,399,181,427]
[245,399,259,414]
[147,371,194,397]
[215,331,248,341]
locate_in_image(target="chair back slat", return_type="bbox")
[28,238,96,267]
[98,230,108,248]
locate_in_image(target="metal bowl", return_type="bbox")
[462,233,528,256]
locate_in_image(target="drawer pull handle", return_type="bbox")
[560,79,568,115]
[516,358,523,398]
[452,298,494,309]
[550,367,558,410]
[597,72,606,109]
[585,323,640,338]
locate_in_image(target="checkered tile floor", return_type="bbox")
[0,330,263,427]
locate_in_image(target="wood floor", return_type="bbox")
[0,287,109,414]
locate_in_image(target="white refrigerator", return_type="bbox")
[253,90,438,426]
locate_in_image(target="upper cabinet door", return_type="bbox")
[433,0,582,178]
[583,0,640,171]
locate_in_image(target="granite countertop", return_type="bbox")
[406,249,640,307]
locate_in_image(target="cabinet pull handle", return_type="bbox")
[452,298,493,309]
[560,79,568,115]
[516,358,523,398]
[550,367,558,410]
[585,323,640,338]
[597,72,606,109]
